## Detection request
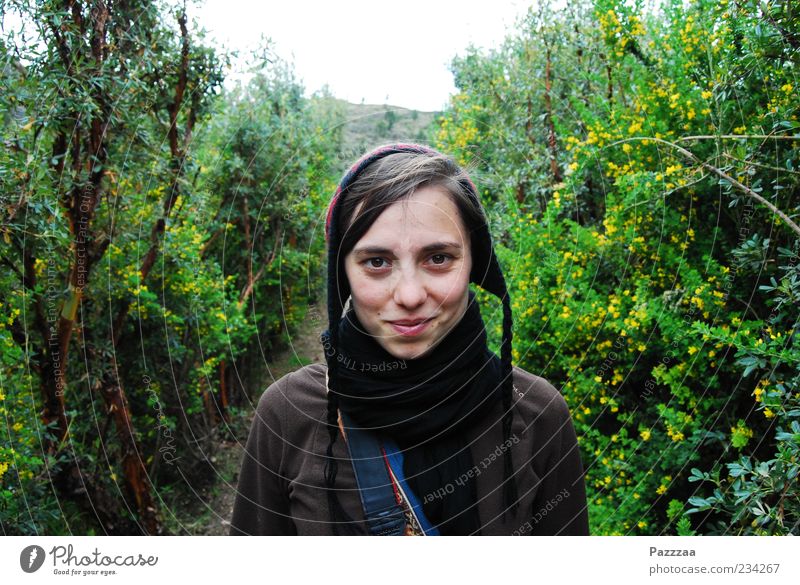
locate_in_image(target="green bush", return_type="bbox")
[441,0,799,535]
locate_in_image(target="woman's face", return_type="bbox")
[343,185,472,360]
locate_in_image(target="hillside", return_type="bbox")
[338,101,440,161]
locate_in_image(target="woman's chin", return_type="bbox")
[380,340,431,361]
[384,334,449,361]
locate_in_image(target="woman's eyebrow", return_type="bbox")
[352,241,463,256]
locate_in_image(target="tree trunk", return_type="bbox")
[96,374,161,534]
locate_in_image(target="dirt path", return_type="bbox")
[191,304,327,535]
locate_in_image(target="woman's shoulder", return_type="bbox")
[282,361,328,389]
[254,363,329,425]
[510,365,573,426]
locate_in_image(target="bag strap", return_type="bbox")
[381,440,441,536]
[338,409,407,536]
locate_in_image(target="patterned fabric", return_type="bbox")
[336,409,428,535]
[382,452,426,536]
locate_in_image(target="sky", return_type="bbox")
[193,0,533,111]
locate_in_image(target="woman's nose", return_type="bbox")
[392,269,427,309]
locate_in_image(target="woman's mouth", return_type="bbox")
[389,318,433,337]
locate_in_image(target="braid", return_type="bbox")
[323,361,360,535]
[323,387,342,534]
[479,246,520,524]
[499,286,519,522]
[323,196,359,535]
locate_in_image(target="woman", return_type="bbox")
[230,143,589,536]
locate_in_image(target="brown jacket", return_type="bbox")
[230,363,590,535]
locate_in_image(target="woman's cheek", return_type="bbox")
[351,278,392,311]
[438,273,469,303]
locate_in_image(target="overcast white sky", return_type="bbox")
[193,0,533,111]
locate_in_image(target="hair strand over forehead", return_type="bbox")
[336,150,486,262]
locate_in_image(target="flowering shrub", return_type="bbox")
[449,0,799,534]
[0,3,341,533]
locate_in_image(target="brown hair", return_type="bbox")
[335,151,487,264]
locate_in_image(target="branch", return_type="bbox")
[677,134,800,142]
[759,2,800,50]
[609,136,800,239]
[46,13,73,75]
[722,152,800,176]
[0,254,24,282]
[167,7,189,161]
[238,224,282,305]
[621,171,711,213]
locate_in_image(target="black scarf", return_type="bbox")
[326,289,504,535]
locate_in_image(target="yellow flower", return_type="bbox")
[687,346,698,355]
[753,380,768,403]
[637,520,647,529]
[656,484,667,495]
[782,83,793,94]
[764,408,775,418]
[667,426,685,442]
[640,429,651,441]
[701,90,713,99]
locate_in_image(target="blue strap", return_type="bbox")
[381,439,441,536]
[339,410,406,536]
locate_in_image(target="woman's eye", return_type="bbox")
[366,258,387,269]
[430,254,450,265]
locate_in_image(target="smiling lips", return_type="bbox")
[388,317,433,336]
